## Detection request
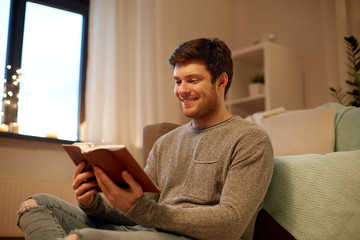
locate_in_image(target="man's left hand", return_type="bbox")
[93,166,144,213]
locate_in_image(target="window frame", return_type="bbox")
[1,0,89,143]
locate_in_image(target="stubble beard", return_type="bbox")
[180,91,219,122]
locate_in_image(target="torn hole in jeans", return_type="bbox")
[18,197,39,214]
[17,197,40,227]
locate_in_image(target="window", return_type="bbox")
[0,0,11,122]
[0,0,89,142]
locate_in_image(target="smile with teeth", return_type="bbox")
[181,97,198,103]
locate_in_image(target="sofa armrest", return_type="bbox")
[316,102,360,151]
[264,150,360,240]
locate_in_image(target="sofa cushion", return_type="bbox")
[264,150,360,240]
[316,102,360,151]
[253,107,336,156]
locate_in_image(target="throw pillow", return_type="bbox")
[256,107,336,156]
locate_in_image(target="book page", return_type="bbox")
[93,144,125,151]
[71,142,125,152]
[72,142,95,152]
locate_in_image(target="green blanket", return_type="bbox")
[264,150,360,240]
[317,102,360,151]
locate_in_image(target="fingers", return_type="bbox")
[121,171,142,193]
[73,172,99,207]
[74,178,98,196]
[72,170,96,191]
[93,167,142,195]
[75,180,99,203]
[72,163,99,206]
[73,161,86,180]
[77,187,98,207]
[93,167,143,213]
[93,166,113,194]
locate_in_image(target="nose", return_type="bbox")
[177,82,190,95]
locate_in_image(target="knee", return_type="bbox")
[17,198,38,215]
[17,193,59,215]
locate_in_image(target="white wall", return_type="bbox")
[157,0,233,124]
[0,137,73,181]
[159,0,347,113]
[230,0,332,108]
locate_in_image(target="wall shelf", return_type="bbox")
[227,41,304,117]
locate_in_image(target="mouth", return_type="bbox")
[181,97,198,104]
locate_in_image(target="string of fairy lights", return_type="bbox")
[0,64,20,133]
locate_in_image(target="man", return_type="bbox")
[17,38,274,240]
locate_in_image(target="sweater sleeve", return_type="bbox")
[125,127,274,240]
[79,193,136,226]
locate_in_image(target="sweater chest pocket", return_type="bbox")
[182,159,220,202]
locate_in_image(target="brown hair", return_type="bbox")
[168,38,233,96]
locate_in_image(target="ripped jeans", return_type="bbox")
[17,193,191,240]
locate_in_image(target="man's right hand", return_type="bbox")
[72,161,99,206]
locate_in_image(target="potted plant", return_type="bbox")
[330,35,360,107]
[249,73,264,97]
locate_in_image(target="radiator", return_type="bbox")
[0,176,77,237]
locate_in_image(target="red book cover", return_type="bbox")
[62,143,160,193]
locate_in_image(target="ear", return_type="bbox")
[218,72,228,89]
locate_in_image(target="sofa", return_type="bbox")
[142,102,360,240]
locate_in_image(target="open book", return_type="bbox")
[62,142,160,193]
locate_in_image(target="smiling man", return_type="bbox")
[17,38,274,240]
[173,59,231,127]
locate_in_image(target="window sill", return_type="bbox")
[0,131,76,144]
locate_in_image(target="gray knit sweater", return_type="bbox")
[80,116,274,240]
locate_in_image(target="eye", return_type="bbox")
[188,79,198,84]
[174,79,182,85]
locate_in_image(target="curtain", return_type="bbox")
[85,0,173,163]
[322,0,360,104]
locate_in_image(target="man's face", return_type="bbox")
[173,60,222,122]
